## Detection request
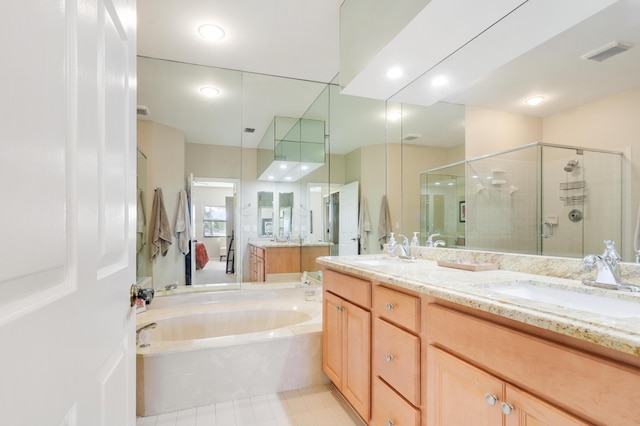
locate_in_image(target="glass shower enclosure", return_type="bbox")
[422,142,623,258]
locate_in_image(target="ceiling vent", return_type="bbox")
[244,127,255,133]
[136,105,149,116]
[581,41,632,62]
[402,133,421,141]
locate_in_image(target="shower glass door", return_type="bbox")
[541,146,622,258]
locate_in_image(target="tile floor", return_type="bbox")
[136,384,366,426]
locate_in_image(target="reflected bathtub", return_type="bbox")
[135,286,327,416]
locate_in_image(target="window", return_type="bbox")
[203,205,226,237]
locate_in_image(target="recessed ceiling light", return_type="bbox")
[279,164,287,169]
[200,86,220,97]
[285,176,292,180]
[268,176,274,180]
[431,75,448,87]
[386,111,402,121]
[526,96,545,106]
[386,67,403,79]
[301,165,309,170]
[198,24,225,41]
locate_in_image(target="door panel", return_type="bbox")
[0,0,137,424]
[339,181,359,255]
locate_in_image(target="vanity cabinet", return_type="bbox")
[249,245,265,282]
[426,304,640,425]
[371,285,422,426]
[427,347,588,425]
[322,269,372,422]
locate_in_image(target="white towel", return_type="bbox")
[358,196,371,251]
[149,188,172,260]
[175,189,191,255]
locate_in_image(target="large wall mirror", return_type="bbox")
[137,0,640,292]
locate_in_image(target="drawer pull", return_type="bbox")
[385,354,394,362]
[335,306,344,312]
[484,394,499,406]
[500,402,515,416]
[385,303,395,311]
[386,421,395,426]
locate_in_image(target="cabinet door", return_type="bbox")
[504,385,590,426]
[427,346,503,426]
[323,291,343,386]
[343,298,371,422]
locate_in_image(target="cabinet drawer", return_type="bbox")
[323,269,371,308]
[374,285,420,332]
[371,377,420,426]
[373,318,420,405]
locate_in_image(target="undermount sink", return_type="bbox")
[486,281,640,319]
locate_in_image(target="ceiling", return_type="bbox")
[137,0,640,152]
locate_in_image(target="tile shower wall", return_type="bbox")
[466,157,538,254]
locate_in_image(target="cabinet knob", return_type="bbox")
[484,394,499,406]
[385,354,394,362]
[500,402,515,416]
[386,421,395,426]
[385,303,395,310]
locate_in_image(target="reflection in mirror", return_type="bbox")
[465,143,622,258]
[190,178,238,287]
[394,101,465,245]
[258,191,274,237]
[388,1,640,262]
[278,192,294,238]
[420,162,466,248]
[136,148,148,282]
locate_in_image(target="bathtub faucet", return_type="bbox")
[136,322,157,347]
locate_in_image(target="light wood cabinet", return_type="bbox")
[322,270,372,422]
[249,246,265,282]
[371,285,422,426]
[322,266,640,426]
[427,304,640,425]
[427,346,589,426]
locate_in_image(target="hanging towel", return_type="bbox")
[149,188,172,260]
[136,188,146,254]
[175,189,191,255]
[378,195,392,249]
[358,196,371,251]
[634,204,640,255]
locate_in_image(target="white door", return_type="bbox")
[339,181,360,255]
[0,1,137,425]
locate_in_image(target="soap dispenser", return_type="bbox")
[388,232,397,257]
[411,232,420,247]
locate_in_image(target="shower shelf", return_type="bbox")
[560,195,586,205]
[559,181,585,190]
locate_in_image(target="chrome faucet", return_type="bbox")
[397,235,414,259]
[582,240,640,291]
[426,233,446,248]
[136,322,157,347]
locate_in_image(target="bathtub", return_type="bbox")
[135,286,327,416]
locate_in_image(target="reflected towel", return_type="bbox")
[175,189,191,255]
[378,195,392,249]
[136,188,146,254]
[635,204,640,253]
[150,188,172,260]
[359,196,371,251]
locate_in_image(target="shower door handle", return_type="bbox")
[541,220,553,238]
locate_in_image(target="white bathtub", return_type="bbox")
[135,286,327,416]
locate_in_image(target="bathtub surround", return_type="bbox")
[136,286,327,416]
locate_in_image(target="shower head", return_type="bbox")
[564,160,579,172]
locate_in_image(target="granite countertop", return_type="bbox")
[316,253,640,357]
[249,240,332,248]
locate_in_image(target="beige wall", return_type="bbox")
[137,120,186,289]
